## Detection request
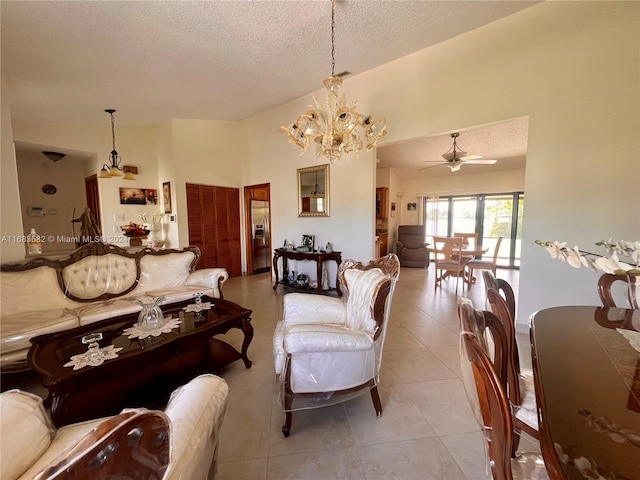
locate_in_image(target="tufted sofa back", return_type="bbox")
[62,254,138,299]
[1,243,201,304]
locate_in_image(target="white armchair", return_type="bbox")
[272,254,400,437]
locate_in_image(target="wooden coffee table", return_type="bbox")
[28,295,252,427]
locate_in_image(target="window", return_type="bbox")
[423,192,524,268]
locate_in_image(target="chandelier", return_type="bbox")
[279,0,386,163]
[99,109,135,180]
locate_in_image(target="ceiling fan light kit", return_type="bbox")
[420,132,497,172]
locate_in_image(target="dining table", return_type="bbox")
[530,306,640,480]
[427,242,489,285]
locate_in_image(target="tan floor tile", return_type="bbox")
[407,324,459,347]
[440,431,492,480]
[217,458,268,480]
[380,348,458,385]
[266,446,366,480]
[344,385,438,446]
[383,326,424,350]
[401,379,480,436]
[358,437,466,479]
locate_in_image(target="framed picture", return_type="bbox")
[302,234,315,251]
[407,202,417,211]
[144,189,158,205]
[163,182,172,213]
[119,188,146,205]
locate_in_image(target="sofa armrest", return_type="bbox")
[283,323,373,354]
[186,268,229,299]
[283,293,345,325]
[163,374,229,480]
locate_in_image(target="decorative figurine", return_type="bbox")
[325,242,333,253]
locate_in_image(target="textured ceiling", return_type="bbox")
[376,116,529,180]
[1,0,540,127]
[2,1,537,178]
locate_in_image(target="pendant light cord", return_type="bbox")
[110,111,117,153]
[330,0,335,76]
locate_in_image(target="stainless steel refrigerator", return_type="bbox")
[251,200,271,274]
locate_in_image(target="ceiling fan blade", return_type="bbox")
[418,163,446,171]
[459,154,482,161]
[463,159,497,165]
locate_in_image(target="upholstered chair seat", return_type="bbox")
[273,254,400,437]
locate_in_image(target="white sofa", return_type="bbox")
[0,243,228,371]
[0,374,229,480]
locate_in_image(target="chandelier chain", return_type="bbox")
[110,111,117,152]
[330,0,335,76]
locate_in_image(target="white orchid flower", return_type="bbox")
[566,247,582,268]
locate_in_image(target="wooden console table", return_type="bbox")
[272,248,342,296]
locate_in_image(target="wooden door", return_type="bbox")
[186,183,241,277]
[243,184,271,275]
[84,174,101,232]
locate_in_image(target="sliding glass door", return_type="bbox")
[423,192,523,268]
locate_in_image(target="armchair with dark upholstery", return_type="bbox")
[395,225,429,268]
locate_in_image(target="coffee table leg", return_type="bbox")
[241,317,254,368]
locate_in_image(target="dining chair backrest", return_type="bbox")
[486,288,522,406]
[433,236,469,292]
[482,270,516,320]
[453,232,478,247]
[459,331,513,480]
[458,297,508,382]
[433,236,465,263]
[597,273,638,309]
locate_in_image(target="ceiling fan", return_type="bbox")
[420,132,497,172]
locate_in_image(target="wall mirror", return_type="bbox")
[297,164,329,217]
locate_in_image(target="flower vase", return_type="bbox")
[137,296,165,331]
[129,236,143,247]
[147,222,162,247]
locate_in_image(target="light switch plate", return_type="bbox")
[114,213,125,222]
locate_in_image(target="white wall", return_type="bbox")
[16,150,87,253]
[242,1,639,326]
[0,75,24,263]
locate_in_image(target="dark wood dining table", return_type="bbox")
[530,306,640,480]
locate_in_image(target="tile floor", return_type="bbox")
[2,265,538,479]
[214,266,537,480]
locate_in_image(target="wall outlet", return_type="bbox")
[114,213,125,222]
[113,225,121,233]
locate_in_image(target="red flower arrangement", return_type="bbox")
[121,222,150,237]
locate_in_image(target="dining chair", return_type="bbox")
[453,231,479,262]
[453,232,478,247]
[485,287,539,453]
[272,254,400,437]
[597,273,638,309]
[433,236,471,293]
[482,270,516,320]
[459,329,549,480]
[467,236,504,281]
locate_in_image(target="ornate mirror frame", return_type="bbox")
[297,164,329,217]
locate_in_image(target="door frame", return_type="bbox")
[243,184,271,276]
